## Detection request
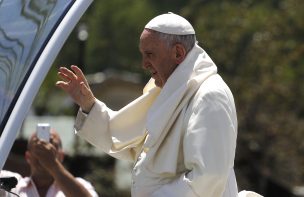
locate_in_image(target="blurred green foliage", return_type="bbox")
[34,0,304,196]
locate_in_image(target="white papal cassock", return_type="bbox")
[75,42,243,197]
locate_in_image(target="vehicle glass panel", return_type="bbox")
[0,0,74,132]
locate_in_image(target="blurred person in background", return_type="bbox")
[14,129,98,197]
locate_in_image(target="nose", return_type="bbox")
[142,58,150,70]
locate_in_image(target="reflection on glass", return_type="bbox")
[0,0,74,130]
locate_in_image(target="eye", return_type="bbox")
[146,52,153,58]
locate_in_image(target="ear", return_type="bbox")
[173,44,187,64]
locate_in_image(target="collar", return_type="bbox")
[145,44,217,147]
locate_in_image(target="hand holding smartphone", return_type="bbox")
[36,123,50,142]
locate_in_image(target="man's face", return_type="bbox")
[139,29,178,88]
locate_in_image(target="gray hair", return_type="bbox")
[153,31,197,53]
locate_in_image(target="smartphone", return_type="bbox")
[36,123,50,142]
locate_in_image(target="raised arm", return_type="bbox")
[30,139,96,197]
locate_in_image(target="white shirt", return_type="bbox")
[15,177,98,197]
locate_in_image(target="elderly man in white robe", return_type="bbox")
[56,12,262,197]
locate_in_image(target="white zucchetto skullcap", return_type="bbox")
[145,12,195,35]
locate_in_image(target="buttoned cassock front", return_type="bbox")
[75,44,239,197]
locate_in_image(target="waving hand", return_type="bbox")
[56,65,95,113]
